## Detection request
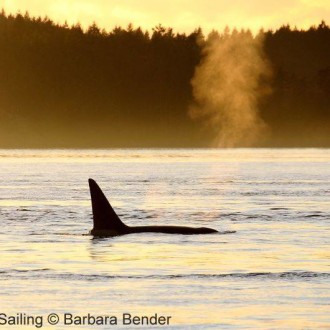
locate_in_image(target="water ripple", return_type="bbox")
[1,270,328,281]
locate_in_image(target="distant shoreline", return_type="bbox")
[1,13,329,149]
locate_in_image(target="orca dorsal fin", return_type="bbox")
[88,179,127,233]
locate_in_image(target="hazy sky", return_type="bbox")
[1,0,329,33]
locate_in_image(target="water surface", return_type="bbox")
[0,149,329,329]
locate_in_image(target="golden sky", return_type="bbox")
[1,0,329,33]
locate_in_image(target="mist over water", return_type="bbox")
[191,30,271,147]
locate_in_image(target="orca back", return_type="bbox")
[88,178,218,237]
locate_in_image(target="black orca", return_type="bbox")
[88,179,218,236]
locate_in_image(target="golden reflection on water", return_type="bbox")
[0,148,329,163]
[0,200,89,207]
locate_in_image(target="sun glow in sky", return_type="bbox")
[1,0,329,33]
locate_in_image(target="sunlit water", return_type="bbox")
[0,149,329,329]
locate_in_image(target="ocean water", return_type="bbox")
[0,149,329,329]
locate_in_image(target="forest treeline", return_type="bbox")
[0,10,329,147]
